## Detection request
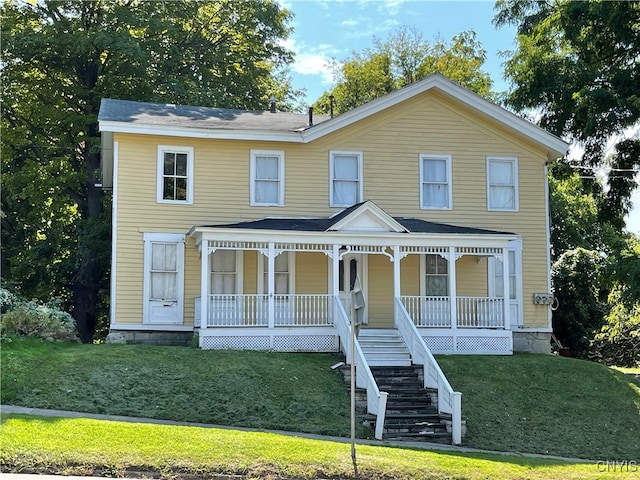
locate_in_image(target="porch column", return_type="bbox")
[393,246,401,327]
[448,247,458,336]
[332,244,340,297]
[200,240,209,332]
[268,242,275,328]
[502,247,511,330]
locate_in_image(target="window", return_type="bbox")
[250,150,284,206]
[157,145,194,204]
[210,250,238,294]
[425,254,448,296]
[143,233,185,324]
[420,154,452,209]
[262,253,292,294]
[487,157,518,211]
[493,251,517,300]
[330,151,363,207]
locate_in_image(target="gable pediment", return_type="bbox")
[327,201,408,233]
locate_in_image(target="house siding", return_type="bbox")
[112,88,552,330]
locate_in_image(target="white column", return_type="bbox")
[200,240,209,333]
[393,246,401,327]
[502,247,511,330]
[448,247,457,331]
[268,242,275,329]
[332,244,340,297]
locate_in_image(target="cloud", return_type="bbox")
[340,18,360,27]
[281,38,338,85]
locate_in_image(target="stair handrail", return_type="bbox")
[395,298,463,445]
[332,295,388,440]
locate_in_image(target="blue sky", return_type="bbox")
[279,0,639,234]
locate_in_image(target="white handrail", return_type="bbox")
[332,296,388,440]
[395,298,463,445]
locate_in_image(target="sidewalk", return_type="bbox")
[1,404,593,464]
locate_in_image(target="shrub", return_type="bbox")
[0,288,78,342]
[590,301,640,368]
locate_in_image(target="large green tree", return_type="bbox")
[494,0,640,226]
[313,26,493,115]
[1,0,296,342]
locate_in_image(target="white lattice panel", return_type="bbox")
[456,336,511,354]
[423,335,455,353]
[273,335,339,352]
[200,335,270,350]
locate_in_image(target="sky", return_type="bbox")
[278,0,640,234]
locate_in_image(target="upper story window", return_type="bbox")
[420,154,452,209]
[157,145,194,204]
[250,150,284,206]
[487,156,518,211]
[330,151,363,207]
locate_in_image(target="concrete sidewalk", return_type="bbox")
[1,404,593,464]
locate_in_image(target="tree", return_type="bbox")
[1,0,297,342]
[494,0,640,226]
[313,26,493,115]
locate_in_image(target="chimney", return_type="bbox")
[329,95,334,119]
[269,96,276,113]
[308,107,313,126]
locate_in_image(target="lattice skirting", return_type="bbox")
[421,332,512,354]
[200,333,339,352]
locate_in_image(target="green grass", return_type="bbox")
[2,338,639,462]
[0,414,617,480]
[437,354,640,460]
[0,337,354,436]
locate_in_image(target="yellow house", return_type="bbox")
[99,74,568,442]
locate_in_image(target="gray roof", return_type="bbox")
[98,99,331,133]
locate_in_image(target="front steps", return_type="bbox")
[358,329,411,366]
[368,365,452,443]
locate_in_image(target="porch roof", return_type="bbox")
[197,214,513,236]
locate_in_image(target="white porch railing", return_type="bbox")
[457,297,504,328]
[332,296,388,440]
[401,296,451,327]
[400,295,505,329]
[395,298,462,445]
[199,294,333,327]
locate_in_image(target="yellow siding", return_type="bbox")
[456,256,488,297]
[400,256,420,296]
[296,253,328,294]
[113,88,550,328]
[367,255,394,328]
[243,251,258,294]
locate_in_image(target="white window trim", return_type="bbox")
[488,239,523,326]
[419,153,452,210]
[250,149,285,207]
[329,150,363,207]
[257,251,295,294]
[486,156,519,211]
[157,145,194,204]
[142,233,185,324]
[420,253,449,296]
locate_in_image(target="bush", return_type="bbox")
[0,288,78,342]
[590,301,640,368]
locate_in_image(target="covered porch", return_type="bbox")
[189,202,518,354]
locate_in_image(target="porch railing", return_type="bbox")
[199,294,333,327]
[332,296,388,440]
[457,297,504,328]
[401,296,451,327]
[400,295,505,329]
[395,298,462,445]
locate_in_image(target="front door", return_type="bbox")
[338,254,368,324]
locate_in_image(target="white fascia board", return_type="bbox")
[98,120,304,143]
[301,75,569,159]
[189,226,519,248]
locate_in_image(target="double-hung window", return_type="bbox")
[250,150,284,206]
[261,253,292,295]
[157,145,194,204]
[425,254,449,296]
[420,154,452,209]
[330,151,363,207]
[487,157,518,211]
[210,250,239,295]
